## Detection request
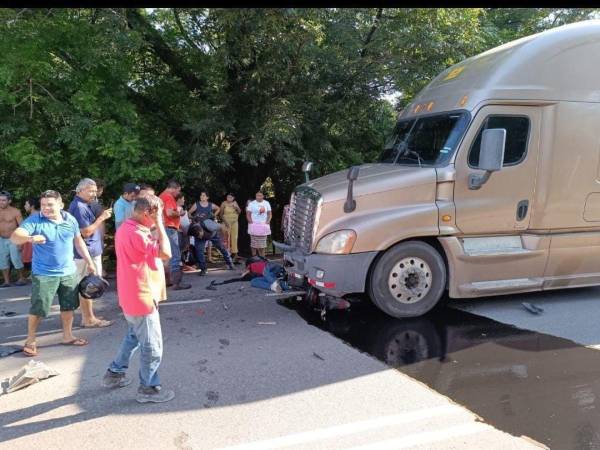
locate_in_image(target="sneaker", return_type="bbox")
[102,369,133,388]
[136,385,175,403]
[270,281,283,294]
[198,269,207,276]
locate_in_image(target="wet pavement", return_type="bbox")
[281,297,600,449]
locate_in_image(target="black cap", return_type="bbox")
[123,183,141,194]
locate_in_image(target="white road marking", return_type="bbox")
[343,422,493,450]
[218,405,467,450]
[160,299,212,306]
[0,295,31,303]
[0,298,213,321]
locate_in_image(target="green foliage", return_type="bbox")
[1,7,598,219]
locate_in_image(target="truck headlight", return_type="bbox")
[315,230,356,254]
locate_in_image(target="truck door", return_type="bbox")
[454,105,541,234]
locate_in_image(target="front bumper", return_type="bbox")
[281,248,378,297]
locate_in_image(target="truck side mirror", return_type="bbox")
[302,161,313,182]
[468,128,506,190]
[344,166,360,213]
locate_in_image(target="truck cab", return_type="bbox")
[278,20,600,318]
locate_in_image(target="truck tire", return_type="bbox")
[368,241,446,318]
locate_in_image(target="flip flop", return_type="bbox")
[0,283,10,288]
[62,338,88,346]
[23,342,38,357]
[81,319,112,328]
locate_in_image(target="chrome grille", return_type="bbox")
[286,186,321,254]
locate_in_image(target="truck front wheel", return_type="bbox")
[368,241,446,318]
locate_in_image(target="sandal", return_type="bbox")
[23,342,38,357]
[62,337,89,346]
[81,319,112,328]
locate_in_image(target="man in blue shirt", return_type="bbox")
[68,178,113,328]
[11,190,98,356]
[114,183,140,230]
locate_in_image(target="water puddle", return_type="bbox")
[280,297,600,449]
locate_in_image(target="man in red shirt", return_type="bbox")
[101,195,175,403]
[158,180,190,290]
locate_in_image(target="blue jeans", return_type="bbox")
[250,263,290,291]
[108,308,163,387]
[194,235,232,270]
[166,227,181,273]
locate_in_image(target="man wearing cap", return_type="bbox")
[114,183,140,230]
[0,191,28,287]
[68,178,113,328]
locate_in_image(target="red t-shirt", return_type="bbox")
[115,219,162,316]
[159,191,180,229]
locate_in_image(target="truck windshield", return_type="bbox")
[380,111,470,166]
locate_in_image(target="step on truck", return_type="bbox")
[275,20,600,318]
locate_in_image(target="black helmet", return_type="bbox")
[78,274,109,299]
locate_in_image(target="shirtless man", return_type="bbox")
[0,191,27,287]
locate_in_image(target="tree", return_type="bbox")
[1,8,598,249]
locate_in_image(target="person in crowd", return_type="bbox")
[0,191,28,287]
[176,193,194,272]
[68,178,113,328]
[219,193,241,261]
[138,184,155,198]
[188,191,234,276]
[91,179,107,278]
[246,191,272,257]
[114,183,141,230]
[11,190,97,356]
[21,197,40,278]
[101,194,175,403]
[159,180,191,290]
[138,185,168,297]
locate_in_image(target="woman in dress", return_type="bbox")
[219,193,241,261]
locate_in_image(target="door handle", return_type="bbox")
[516,200,529,221]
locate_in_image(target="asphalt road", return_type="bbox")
[0,266,573,450]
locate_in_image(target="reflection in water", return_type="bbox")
[280,298,600,449]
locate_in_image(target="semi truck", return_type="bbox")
[276,20,600,318]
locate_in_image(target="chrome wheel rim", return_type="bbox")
[387,256,432,304]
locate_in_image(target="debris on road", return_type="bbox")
[0,345,22,358]
[522,302,544,315]
[257,321,276,325]
[312,352,325,361]
[222,302,230,311]
[1,360,59,395]
[196,308,205,316]
[2,311,17,317]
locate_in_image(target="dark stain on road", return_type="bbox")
[204,390,219,408]
[280,297,600,449]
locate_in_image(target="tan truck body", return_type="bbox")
[282,20,600,317]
